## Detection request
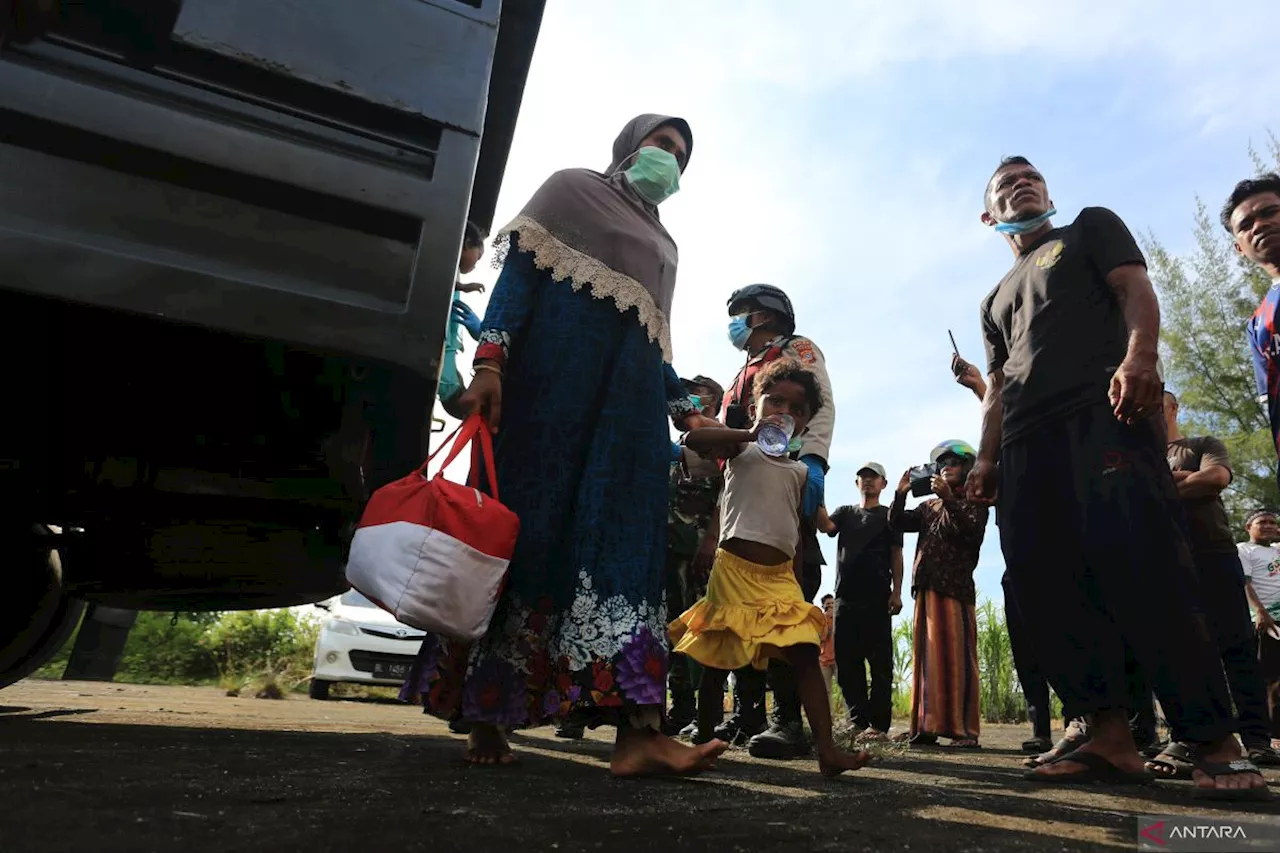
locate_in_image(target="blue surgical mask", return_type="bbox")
[728,314,754,350]
[624,147,681,206]
[688,394,702,410]
[993,206,1057,235]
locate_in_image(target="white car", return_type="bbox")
[309,590,425,699]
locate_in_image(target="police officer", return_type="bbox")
[694,284,836,758]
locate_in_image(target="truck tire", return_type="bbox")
[309,678,331,700]
[0,526,86,689]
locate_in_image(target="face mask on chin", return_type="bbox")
[993,206,1057,235]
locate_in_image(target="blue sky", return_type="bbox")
[440,0,1280,624]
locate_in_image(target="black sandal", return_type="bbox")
[1022,750,1153,786]
[1021,736,1053,754]
[1190,757,1272,801]
[1145,742,1195,780]
[1022,729,1090,768]
[1247,745,1280,767]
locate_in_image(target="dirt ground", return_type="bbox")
[1,680,1277,853]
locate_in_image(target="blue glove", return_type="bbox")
[671,441,683,465]
[452,300,482,340]
[800,455,826,518]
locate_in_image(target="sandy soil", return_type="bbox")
[1,680,1277,852]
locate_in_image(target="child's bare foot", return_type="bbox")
[610,727,728,777]
[818,744,874,777]
[466,723,518,766]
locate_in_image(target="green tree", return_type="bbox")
[1144,134,1280,528]
[202,609,320,686]
[116,612,221,684]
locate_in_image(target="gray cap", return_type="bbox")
[856,462,886,479]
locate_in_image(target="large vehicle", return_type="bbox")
[0,0,544,687]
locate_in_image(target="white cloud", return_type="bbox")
[437,0,1280,610]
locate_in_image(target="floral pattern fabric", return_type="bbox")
[400,243,690,729]
[888,492,989,605]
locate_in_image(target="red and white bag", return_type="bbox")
[345,414,519,642]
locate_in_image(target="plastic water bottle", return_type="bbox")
[757,415,795,457]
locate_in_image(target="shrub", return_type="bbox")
[116,612,221,684]
[31,607,320,693]
[202,609,320,692]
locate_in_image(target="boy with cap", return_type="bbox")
[816,462,903,741]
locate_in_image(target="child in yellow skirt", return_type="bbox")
[670,358,873,777]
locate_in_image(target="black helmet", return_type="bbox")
[727,284,795,334]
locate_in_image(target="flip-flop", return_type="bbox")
[1022,749,1153,786]
[1247,745,1280,767]
[1190,758,1272,801]
[1146,741,1195,780]
[949,738,981,749]
[1021,737,1053,754]
[1141,739,1167,760]
[1022,729,1090,768]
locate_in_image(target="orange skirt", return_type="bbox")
[910,588,980,740]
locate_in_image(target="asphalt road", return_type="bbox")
[1,680,1277,852]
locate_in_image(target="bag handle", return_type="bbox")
[425,414,500,502]
[465,418,500,502]
[432,414,484,473]
[425,419,469,469]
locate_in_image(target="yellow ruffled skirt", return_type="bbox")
[669,548,825,671]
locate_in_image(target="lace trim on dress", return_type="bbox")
[494,215,673,363]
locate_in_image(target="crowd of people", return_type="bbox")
[395,112,1280,800]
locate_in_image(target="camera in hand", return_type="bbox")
[908,462,940,497]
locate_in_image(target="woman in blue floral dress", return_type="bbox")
[401,114,727,775]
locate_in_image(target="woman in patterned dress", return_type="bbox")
[889,440,990,748]
[401,114,727,775]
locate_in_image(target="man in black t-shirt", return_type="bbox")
[966,156,1265,798]
[817,462,902,739]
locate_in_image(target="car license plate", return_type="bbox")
[372,661,410,680]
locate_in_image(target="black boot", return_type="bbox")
[663,654,697,736]
[555,709,588,739]
[715,667,766,744]
[748,660,810,759]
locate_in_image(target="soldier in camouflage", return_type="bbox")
[663,376,725,735]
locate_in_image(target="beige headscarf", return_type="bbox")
[493,114,693,363]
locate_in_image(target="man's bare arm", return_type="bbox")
[1175,465,1231,499]
[1246,580,1269,621]
[977,369,1005,463]
[1106,264,1162,421]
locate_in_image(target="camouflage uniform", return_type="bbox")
[665,444,723,732]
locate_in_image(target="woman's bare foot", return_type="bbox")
[817,744,874,777]
[610,727,728,777]
[466,723,518,766]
